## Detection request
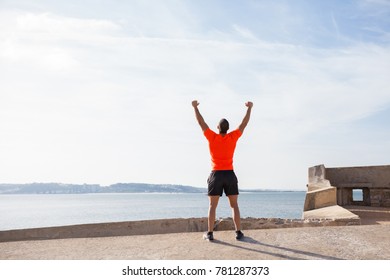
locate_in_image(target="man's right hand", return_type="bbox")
[239,101,253,133]
[192,100,200,108]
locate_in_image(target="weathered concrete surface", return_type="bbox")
[326,165,390,207]
[307,164,331,190]
[0,218,209,242]
[304,187,337,211]
[1,225,389,260]
[346,206,390,225]
[304,165,338,212]
[0,216,361,243]
[326,165,390,189]
[303,205,360,224]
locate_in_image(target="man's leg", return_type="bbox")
[227,195,241,231]
[208,195,220,232]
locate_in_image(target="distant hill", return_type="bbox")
[0,183,206,194]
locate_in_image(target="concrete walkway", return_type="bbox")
[1,224,389,260]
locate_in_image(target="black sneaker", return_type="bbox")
[235,230,244,240]
[203,232,214,241]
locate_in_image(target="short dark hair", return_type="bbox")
[218,118,229,134]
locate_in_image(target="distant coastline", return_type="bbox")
[0,183,205,195]
[0,183,303,194]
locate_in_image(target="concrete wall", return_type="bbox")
[304,165,337,211]
[0,217,359,243]
[326,165,390,207]
[304,187,337,211]
[0,218,207,242]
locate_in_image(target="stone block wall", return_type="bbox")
[326,165,390,207]
[370,189,390,207]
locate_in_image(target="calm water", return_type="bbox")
[0,192,305,230]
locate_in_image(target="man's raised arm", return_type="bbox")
[192,100,209,132]
[238,101,253,133]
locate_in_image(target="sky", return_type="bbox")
[0,0,389,190]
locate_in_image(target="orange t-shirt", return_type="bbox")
[204,128,242,170]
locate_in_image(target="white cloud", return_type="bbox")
[16,12,120,33]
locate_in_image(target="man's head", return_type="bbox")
[218,118,229,134]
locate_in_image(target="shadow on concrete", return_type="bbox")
[212,236,343,260]
[345,206,390,225]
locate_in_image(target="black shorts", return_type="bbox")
[207,170,239,196]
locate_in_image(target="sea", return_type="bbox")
[0,191,305,231]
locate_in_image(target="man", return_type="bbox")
[192,100,253,241]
